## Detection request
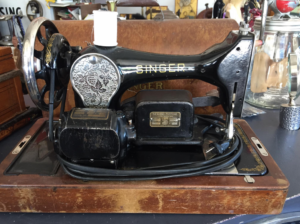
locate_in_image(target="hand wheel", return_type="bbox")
[22,17,71,112]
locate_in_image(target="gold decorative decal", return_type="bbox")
[159,64,167,73]
[235,124,266,172]
[150,112,181,128]
[130,82,163,91]
[169,64,176,72]
[136,65,143,74]
[71,108,109,120]
[136,63,186,74]
[178,63,185,71]
[45,34,57,64]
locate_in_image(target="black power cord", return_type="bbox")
[57,115,243,181]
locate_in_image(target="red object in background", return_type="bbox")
[249,8,262,31]
[276,0,298,13]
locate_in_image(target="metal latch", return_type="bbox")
[251,137,268,156]
[244,175,255,183]
[12,135,31,154]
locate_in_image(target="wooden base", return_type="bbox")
[0,118,289,214]
[0,69,27,140]
[0,117,29,141]
[0,47,15,75]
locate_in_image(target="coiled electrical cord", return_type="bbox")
[58,115,243,181]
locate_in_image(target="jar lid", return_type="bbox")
[254,17,300,32]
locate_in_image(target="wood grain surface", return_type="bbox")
[117,0,160,7]
[0,118,29,141]
[0,47,15,74]
[0,46,12,57]
[0,118,289,214]
[0,75,26,125]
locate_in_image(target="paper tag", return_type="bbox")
[263,34,276,59]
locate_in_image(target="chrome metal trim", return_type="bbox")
[70,53,121,108]
[227,102,234,140]
[254,17,300,32]
[259,0,269,42]
[288,53,299,103]
[251,137,268,156]
[22,17,58,110]
[280,103,300,130]
[244,175,255,183]
[12,135,31,155]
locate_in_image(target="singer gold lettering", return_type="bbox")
[136,63,185,74]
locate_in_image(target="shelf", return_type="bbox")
[52,3,102,20]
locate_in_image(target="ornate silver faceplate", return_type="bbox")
[70,53,121,108]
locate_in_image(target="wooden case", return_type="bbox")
[0,69,28,140]
[0,118,289,214]
[0,47,15,75]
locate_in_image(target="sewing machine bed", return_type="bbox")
[4,120,266,176]
[0,118,288,214]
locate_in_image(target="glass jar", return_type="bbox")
[245,17,300,109]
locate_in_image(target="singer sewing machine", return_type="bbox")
[0,18,288,214]
[19,17,258,180]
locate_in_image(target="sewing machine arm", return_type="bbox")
[74,31,254,117]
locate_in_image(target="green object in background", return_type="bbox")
[291,6,300,17]
[107,0,118,12]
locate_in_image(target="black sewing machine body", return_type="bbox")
[72,31,253,117]
[52,30,253,167]
[21,18,260,181]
